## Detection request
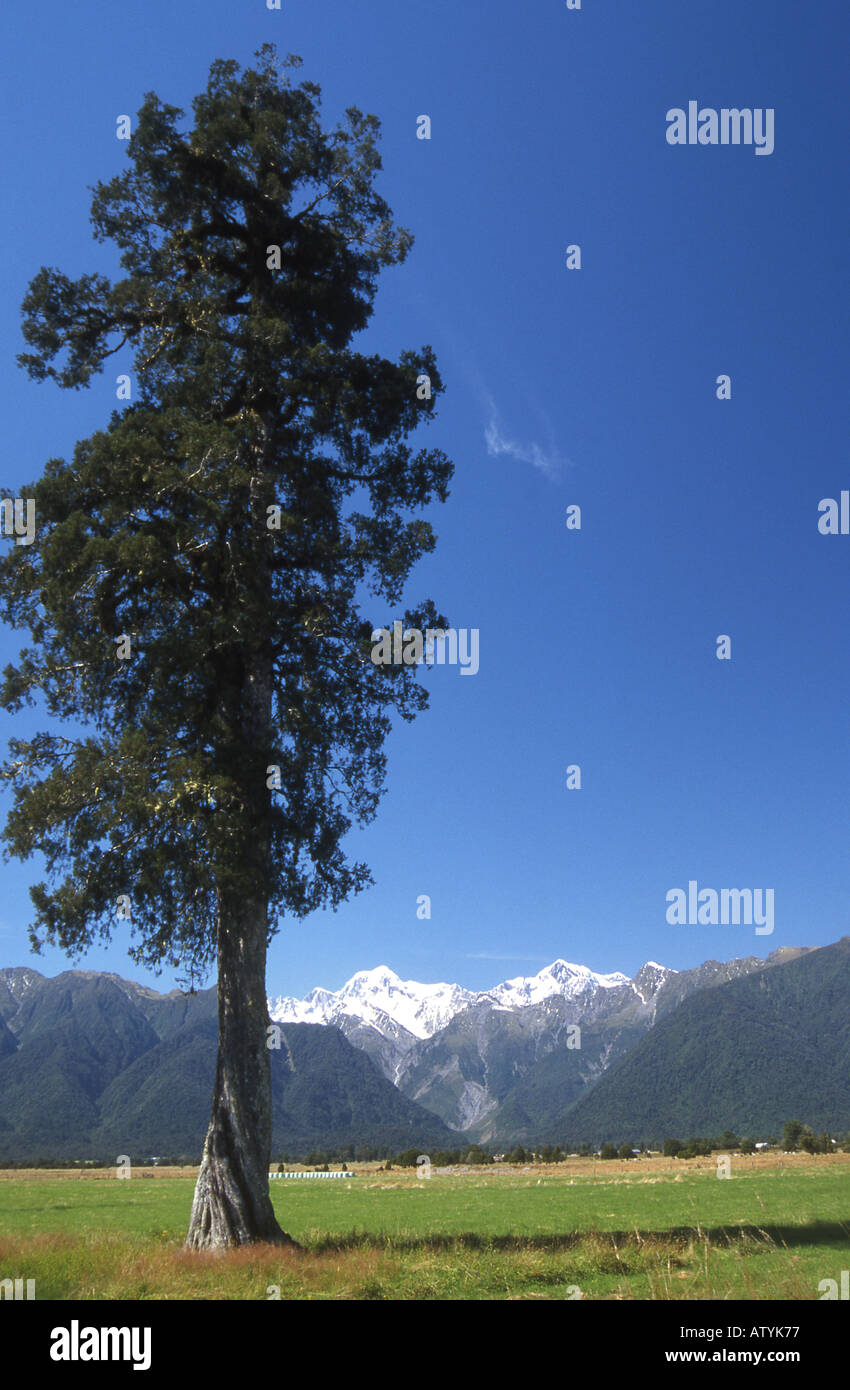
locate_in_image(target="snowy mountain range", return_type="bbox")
[268,949,807,1141]
[0,941,838,1156]
[268,958,675,1041]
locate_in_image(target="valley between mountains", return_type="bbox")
[2,938,847,1159]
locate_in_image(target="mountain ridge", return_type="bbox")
[269,948,816,1135]
[268,957,676,1042]
[0,941,834,1156]
[0,970,455,1160]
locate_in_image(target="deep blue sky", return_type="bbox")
[0,1,847,999]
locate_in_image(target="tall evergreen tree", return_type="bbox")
[0,46,452,1247]
[782,1119,806,1151]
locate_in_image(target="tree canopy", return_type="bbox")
[2,45,451,978]
[0,45,453,1246]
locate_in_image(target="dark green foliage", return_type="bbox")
[0,43,452,982]
[679,1138,712,1159]
[0,968,455,1161]
[1,46,453,1242]
[392,1147,484,1167]
[460,1144,493,1165]
[782,1119,806,1151]
[393,1149,420,1168]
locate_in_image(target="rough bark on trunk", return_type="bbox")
[186,885,293,1249]
[185,411,292,1250]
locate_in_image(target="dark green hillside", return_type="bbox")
[552,938,850,1145]
[269,1023,456,1155]
[95,1017,222,1154]
[0,970,455,1160]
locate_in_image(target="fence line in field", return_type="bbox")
[269,1171,350,1180]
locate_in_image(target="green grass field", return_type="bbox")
[1,1153,848,1299]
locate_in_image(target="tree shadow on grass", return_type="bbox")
[310,1220,850,1255]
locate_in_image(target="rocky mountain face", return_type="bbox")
[270,948,818,1141]
[0,943,827,1157]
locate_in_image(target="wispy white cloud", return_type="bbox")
[483,397,565,481]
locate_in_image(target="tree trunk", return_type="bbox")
[186,410,292,1250]
[186,885,294,1249]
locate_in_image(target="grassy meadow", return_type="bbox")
[0,1151,848,1300]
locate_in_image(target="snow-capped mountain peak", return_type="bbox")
[488,959,630,1011]
[268,955,671,1043]
[269,965,478,1040]
[632,960,678,1003]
